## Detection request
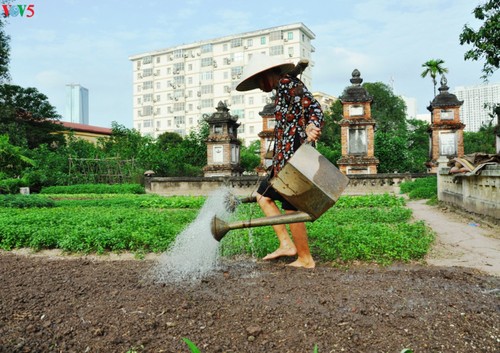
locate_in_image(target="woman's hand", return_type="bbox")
[305,123,321,142]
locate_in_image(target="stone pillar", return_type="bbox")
[256,101,275,175]
[426,76,465,173]
[337,69,379,175]
[203,101,243,177]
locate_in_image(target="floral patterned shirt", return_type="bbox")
[272,74,324,175]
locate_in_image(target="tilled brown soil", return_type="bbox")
[0,252,499,353]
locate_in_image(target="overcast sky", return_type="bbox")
[4,0,499,128]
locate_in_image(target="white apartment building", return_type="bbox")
[128,23,316,145]
[454,83,500,132]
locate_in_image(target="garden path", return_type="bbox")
[407,199,500,277]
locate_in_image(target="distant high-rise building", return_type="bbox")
[454,83,500,132]
[65,84,89,125]
[129,23,318,145]
[402,96,418,119]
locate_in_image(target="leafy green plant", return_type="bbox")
[40,183,145,194]
[0,194,55,208]
[400,177,437,200]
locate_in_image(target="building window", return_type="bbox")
[188,64,193,71]
[156,82,161,89]
[201,57,213,67]
[231,38,242,48]
[201,84,213,94]
[270,30,282,41]
[156,56,161,63]
[173,76,185,85]
[232,109,244,119]
[143,94,153,102]
[260,36,266,45]
[287,32,293,40]
[173,103,185,112]
[156,94,161,102]
[143,68,153,77]
[142,56,152,64]
[137,97,142,104]
[270,45,284,56]
[143,119,152,128]
[173,49,183,59]
[201,99,214,108]
[223,43,228,51]
[200,71,213,81]
[232,95,244,105]
[231,66,243,79]
[143,81,153,90]
[200,44,212,53]
[173,63,184,73]
[247,39,253,47]
[249,125,255,134]
[142,106,153,116]
[156,120,161,128]
[174,116,185,125]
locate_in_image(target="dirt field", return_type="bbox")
[1,201,499,353]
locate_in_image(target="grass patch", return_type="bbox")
[40,183,146,194]
[400,177,437,200]
[0,193,434,264]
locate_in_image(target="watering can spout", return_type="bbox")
[211,212,315,241]
[211,216,230,242]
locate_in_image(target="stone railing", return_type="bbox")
[438,164,500,223]
[145,173,427,197]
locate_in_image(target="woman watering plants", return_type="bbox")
[236,53,324,268]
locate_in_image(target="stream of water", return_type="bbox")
[150,187,231,283]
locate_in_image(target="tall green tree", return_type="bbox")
[0,84,64,149]
[463,123,496,154]
[0,15,10,83]
[318,99,343,166]
[421,59,449,96]
[459,0,499,80]
[364,82,408,133]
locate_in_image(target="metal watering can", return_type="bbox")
[211,143,350,241]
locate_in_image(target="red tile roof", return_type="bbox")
[58,121,113,135]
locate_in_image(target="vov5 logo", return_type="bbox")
[2,3,35,18]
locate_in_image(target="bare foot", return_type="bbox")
[286,258,316,269]
[262,246,297,260]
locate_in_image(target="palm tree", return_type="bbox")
[421,59,449,97]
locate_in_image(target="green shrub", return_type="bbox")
[400,176,436,193]
[409,187,436,200]
[0,194,55,208]
[41,183,145,194]
[400,177,437,200]
[0,177,28,194]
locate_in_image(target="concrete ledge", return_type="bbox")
[145,173,428,197]
[438,165,500,223]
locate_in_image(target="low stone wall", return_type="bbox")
[145,173,427,197]
[438,165,500,223]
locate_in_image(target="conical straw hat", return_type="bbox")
[236,53,294,92]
